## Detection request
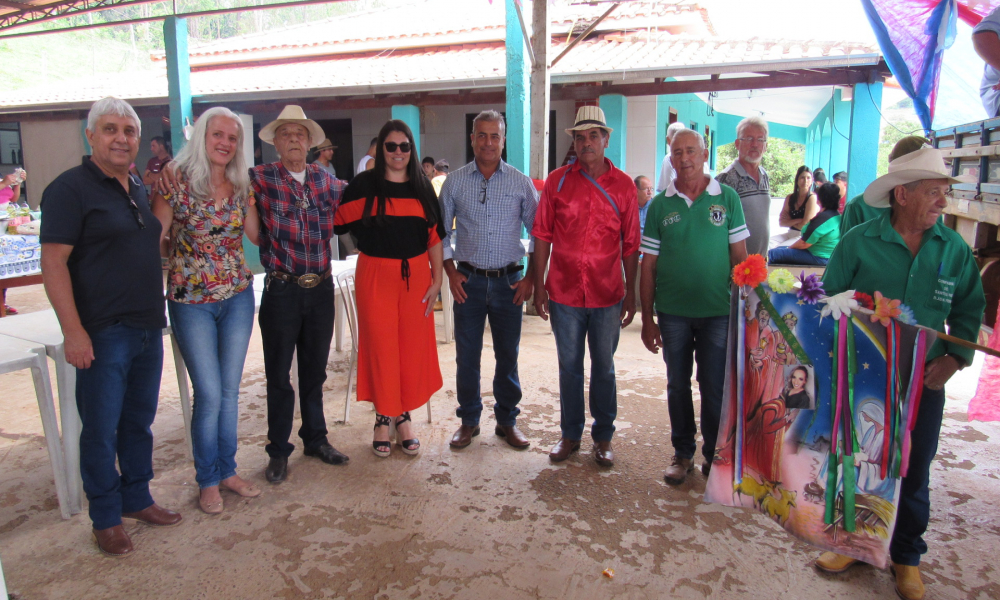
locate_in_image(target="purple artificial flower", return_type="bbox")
[796,271,825,304]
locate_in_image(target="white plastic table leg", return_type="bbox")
[169,333,194,460]
[53,346,83,515]
[28,350,71,519]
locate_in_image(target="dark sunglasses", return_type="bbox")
[384,141,411,153]
[127,195,146,229]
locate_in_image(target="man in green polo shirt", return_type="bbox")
[840,135,929,236]
[640,129,750,485]
[815,148,985,600]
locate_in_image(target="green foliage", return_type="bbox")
[877,119,923,177]
[717,138,805,198]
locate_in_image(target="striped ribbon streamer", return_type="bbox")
[900,330,927,477]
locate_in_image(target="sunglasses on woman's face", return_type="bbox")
[384,142,411,153]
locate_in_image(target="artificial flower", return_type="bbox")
[853,291,875,310]
[796,271,825,304]
[897,303,916,325]
[767,268,795,293]
[871,291,902,326]
[819,290,859,321]
[733,254,768,288]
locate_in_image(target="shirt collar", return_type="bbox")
[731,160,764,180]
[665,176,721,199]
[869,210,947,244]
[473,159,507,177]
[569,156,614,174]
[82,156,140,190]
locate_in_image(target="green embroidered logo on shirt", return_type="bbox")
[662,212,681,226]
[709,204,726,226]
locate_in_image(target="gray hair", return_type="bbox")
[736,115,769,138]
[172,107,251,204]
[472,110,506,138]
[671,128,706,151]
[666,121,687,143]
[87,97,141,136]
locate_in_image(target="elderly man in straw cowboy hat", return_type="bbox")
[531,105,641,468]
[816,148,985,600]
[163,106,350,483]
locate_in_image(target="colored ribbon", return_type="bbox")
[755,285,812,365]
[900,330,927,477]
[735,290,746,480]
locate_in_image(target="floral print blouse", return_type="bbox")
[167,186,253,304]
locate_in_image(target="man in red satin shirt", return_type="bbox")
[532,106,641,468]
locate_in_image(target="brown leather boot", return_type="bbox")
[815,552,858,573]
[663,456,693,484]
[548,438,581,462]
[93,525,133,557]
[122,504,182,527]
[495,424,530,449]
[891,562,925,600]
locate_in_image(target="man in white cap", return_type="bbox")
[532,105,641,468]
[253,106,350,481]
[816,148,985,600]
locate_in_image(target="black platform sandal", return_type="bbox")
[395,412,420,456]
[372,413,392,458]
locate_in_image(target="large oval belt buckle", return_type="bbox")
[298,273,321,288]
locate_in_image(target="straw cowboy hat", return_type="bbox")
[565,105,613,136]
[259,105,326,148]
[863,147,974,208]
[316,138,337,151]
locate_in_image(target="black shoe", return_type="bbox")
[265,456,288,483]
[304,442,350,465]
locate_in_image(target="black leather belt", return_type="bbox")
[458,261,523,278]
[268,268,331,289]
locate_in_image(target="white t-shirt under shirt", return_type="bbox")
[289,169,306,185]
[976,6,1000,118]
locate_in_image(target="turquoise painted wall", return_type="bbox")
[805,90,852,176]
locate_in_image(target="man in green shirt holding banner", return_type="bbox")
[816,148,985,600]
[639,129,749,485]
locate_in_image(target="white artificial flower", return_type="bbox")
[819,290,860,321]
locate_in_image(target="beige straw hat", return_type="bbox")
[258,105,326,148]
[863,147,974,208]
[565,105,613,136]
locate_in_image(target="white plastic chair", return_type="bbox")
[335,269,432,423]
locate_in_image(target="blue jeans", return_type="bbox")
[658,312,729,462]
[453,267,524,427]
[890,385,946,566]
[76,323,163,531]
[548,300,622,442]
[168,286,255,489]
[767,247,828,266]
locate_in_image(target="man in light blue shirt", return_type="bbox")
[974,5,1000,117]
[439,110,539,451]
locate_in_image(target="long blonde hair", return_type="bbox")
[172,107,250,203]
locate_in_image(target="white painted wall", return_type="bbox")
[626,95,658,183]
[21,119,86,208]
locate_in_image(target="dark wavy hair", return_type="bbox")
[816,182,841,212]
[363,119,442,230]
[789,165,813,199]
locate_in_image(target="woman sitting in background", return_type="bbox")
[771,165,818,248]
[767,182,841,266]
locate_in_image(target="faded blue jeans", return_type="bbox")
[168,285,255,488]
[77,323,163,530]
[548,300,623,442]
[453,266,524,427]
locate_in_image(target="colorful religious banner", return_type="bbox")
[705,276,935,568]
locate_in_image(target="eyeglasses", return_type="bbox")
[480,179,488,204]
[737,137,768,145]
[641,187,654,193]
[127,195,146,229]
[384,141,411,153]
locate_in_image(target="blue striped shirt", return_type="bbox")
[439,159,538,269]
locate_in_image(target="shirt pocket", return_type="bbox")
[924,271,959,320]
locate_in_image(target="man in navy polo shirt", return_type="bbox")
[41,97,182,557]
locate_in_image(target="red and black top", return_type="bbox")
[334,170,445,259]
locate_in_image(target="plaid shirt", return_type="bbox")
[250,162,344,275]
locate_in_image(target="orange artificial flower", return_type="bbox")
[732,254,768,288]
[870,290,902,326]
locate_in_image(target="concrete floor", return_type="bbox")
[1,283,999,600]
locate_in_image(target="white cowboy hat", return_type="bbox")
[259,105,326,148]
[863,147,974,208]
[565,105,613,136]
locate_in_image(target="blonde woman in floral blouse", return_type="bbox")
[152,107,261,514]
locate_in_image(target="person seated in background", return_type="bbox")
[833,171,848,212]
[422,156,436,179]
[771,165,818,248]
[767,182,841,266]
[1,169,25,315]
[813,167,828,188]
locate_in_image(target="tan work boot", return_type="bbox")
[815,552,858,573]
[663,456,694,484]
[891,562,925,600]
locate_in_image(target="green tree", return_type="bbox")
[717,138,805,198]
[877,119,923,176]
